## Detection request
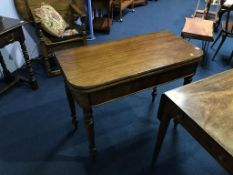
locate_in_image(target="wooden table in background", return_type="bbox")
[152,70,233,174]
[55,31,203,159]
[0,16,38,94]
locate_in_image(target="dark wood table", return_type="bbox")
[152,70,233,174]
[55,31,203,159]
[0,16,38,94]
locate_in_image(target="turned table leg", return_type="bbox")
[19,40,38,90]
[83,107,97,160]
[65,83,78,129]
[151,87,157,102]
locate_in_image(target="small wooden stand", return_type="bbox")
[0,16,38,94]
[92,0,113,33]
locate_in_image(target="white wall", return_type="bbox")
[0,0,39,73]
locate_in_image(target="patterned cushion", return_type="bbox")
[34,4,68,37]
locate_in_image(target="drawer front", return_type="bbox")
[0,28,22,48]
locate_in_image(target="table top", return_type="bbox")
[165,69,233,157]
[55,31,203,90]
[0,16,26,36]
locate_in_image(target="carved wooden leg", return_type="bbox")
[44,58,51,76]
[20,41,38,89]
[41,45,53,77]
[151,87,157,102]
[65,83,78,129]
[83,107,97,160]
[152,96,172,164]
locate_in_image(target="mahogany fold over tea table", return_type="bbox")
[55,31,203,159]
[152,70,233,174]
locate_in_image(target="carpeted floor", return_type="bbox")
[0,0,232,174]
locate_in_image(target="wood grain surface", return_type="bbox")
[166,69,233,156]
[55,31,203,89]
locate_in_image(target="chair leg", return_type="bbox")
[211,30,222,48]
[44,56,52,76]
[41,44,62,77]
[202,41,209,65]
[41,46,53,76]
[215,9,224,32]
[212,34,227,61]
[65,82,78,129]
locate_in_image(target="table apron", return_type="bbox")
[170,101,233,175]
[71,62,198,107]
[0,27,24,48]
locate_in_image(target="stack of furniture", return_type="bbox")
[193,0,221,21]
[92,0,114,33]
[14,0,87,77]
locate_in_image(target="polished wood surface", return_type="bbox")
[0,16,38,93]
[56,31,202,89]
[167,69,233,156]
[55,31,203,159]
[152,69,233,174]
